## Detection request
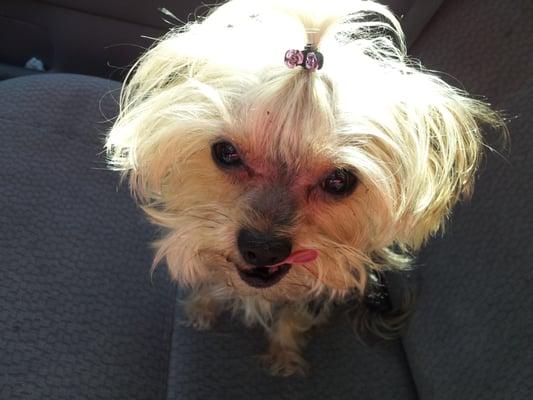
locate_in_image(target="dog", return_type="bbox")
[106,0,505,376]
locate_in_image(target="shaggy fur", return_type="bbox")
[106,0,505,376]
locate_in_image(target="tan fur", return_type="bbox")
[106,0,506,376]
[182,285,222,330]
[261,303,330,376]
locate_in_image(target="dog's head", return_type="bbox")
[106,0,504,301]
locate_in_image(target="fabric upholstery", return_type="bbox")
[0,74,176,399]
[403,0,533,398]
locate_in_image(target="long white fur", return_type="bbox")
[106,0,505,342]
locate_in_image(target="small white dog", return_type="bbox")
[106,0,505,376]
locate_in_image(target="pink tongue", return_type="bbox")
[269,249,319,267]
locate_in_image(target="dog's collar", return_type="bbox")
[364,271,392,312]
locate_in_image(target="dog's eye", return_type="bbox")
[321,169,357,196]
[212,141,243,168]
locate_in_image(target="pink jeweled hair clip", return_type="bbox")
[284,44,324,71]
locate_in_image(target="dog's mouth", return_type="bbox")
[237,264,292,288]
[235,249,318,289]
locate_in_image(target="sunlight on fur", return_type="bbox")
[106,0,506,376]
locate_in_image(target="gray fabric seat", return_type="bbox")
[1,0,532,398]
[0,73,416,400]
[404,0,533,398]
[0,74,176,399]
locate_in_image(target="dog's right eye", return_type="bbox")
[212,141,243,168]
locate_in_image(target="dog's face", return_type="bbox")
[143,81,388,301]
[107,0,502,302]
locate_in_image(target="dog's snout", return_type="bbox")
[237,229,292,267]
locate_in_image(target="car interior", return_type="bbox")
[1,0,531,399]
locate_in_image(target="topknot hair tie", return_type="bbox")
[284,44,324,71]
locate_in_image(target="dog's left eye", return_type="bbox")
[212,141,243,168]
[321,168,358,197]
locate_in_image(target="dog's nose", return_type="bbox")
[237,228,292,267]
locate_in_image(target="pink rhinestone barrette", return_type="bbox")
[284,44,324,71]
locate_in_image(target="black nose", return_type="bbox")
[237,229,292,267]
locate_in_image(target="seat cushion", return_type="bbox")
[402,0,533,398]
[0,74,176,399]
[166,297,418,400]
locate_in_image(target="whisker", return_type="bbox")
[286,282,313,290]
[178,207,236,225]
[208,209,234,221]
[181,213,224,225]
[296,264,319,279]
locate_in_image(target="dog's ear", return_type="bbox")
[105,35,189,203]
[105,31,233,204]
[394,75,507,250]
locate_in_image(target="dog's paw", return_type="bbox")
[184,313,216,331]
[259,348,310,377]
[183,304,217,331]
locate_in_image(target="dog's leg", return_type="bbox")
[182,285,221,331]
[261,303,329,377]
